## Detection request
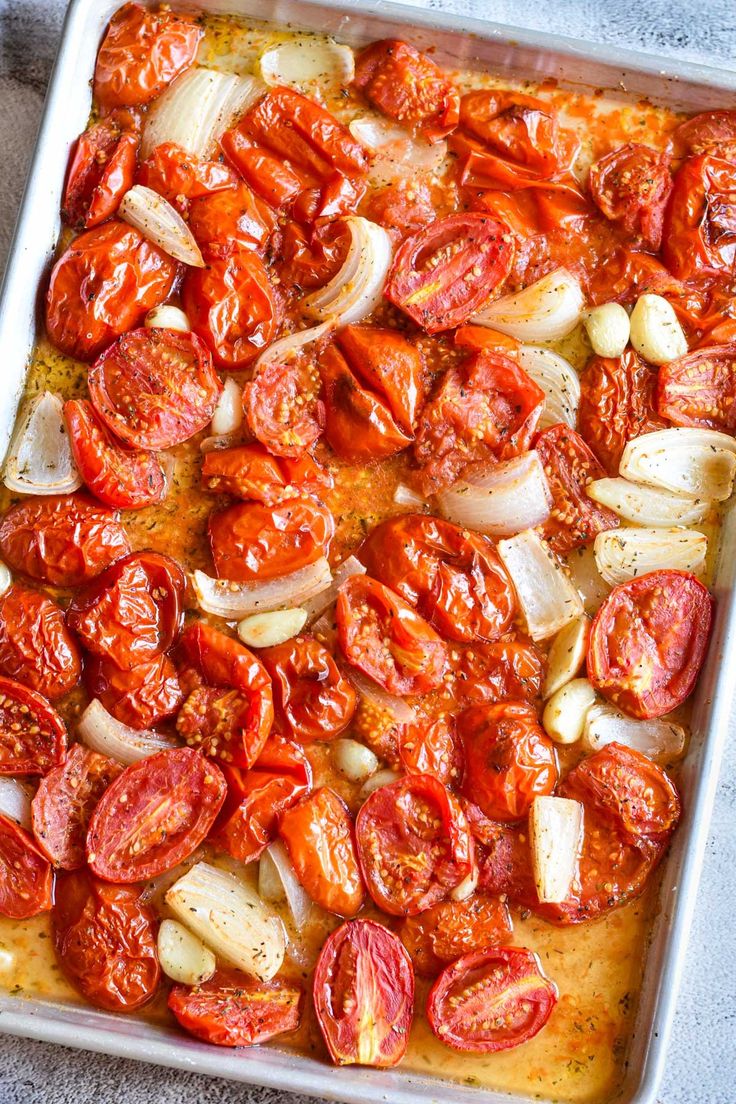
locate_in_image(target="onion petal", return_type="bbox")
[349,115,447,183]
[347,668,416,726]
[78,699,179,765]
[472,268,584,342]
[587,477,711,527]
[0,778,33,830]
[193,558,333,619]
[4,391,82,496]
[437,452,552,538]
[516,346,580,429]
[497,528,583,640]
[260,841,312,929]
[583,703,687,764]
[301,554,366,623]
[302,217,392,327]
[260,38,354,91]
[593,527,707,585]
[619,428,736,501]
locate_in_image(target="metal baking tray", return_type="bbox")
[1,0,735,1101]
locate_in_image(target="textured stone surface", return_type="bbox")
[0,0,734,1101]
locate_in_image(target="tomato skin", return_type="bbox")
[535,423,619,554]
[45,221,178,362]
[385,214,514,334]
[0,494,130,587]
[261,637,356,744]
[63,117,138,229]
[319,344,413,462]
[0,677,66,775]
[0,815,53,919]
[169,970,303,1047]
[365,180,436,243]
[658,343,736,431]
[356,774,476,916]
[0,587,82,701]
[189,182,276,256]
[220,129,302,210]
[277,221,351,290]
[448,638,545,706]
[137,142,236,209]
[427,947,557,1053]
[354,39,459,142]
[279,787,364,917]
[337,575,448,697]
[399,715,462,787]
[400,893,512,976]
[662,153,736,280]
[669,110,736,160]
[332,325,423,435]
[578,349,665,475]
[459,702,558,822]
[201,444,332,505]
[244,353,325,458]
[588,569,712,719]
[87,747,226,883]
[313,919,415,1068]
[209,497,334,583]
[464,803,537,907]
[32,744,122,870]
[589,143,672,251]
[86,654,183,730]
[53,869,160,1011]
[94,2,202,109]
[362,514,516,643]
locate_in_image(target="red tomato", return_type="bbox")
[669,110,736,160]
[365,180,436,242]
[658,343,736,431]
[63,116,138,229]
[188,182,276,256]
[361,514,516,643]
[399,715,462,787]
[64,399,167,510]
[313,919,414,1068]
[459,702,558,822]
[337,575,448,696]
[0,815,53,919]
[0,677,66,775]
[201,444,332,505]
[32,744,122,870]
[0,494,130,587]
[169,970,303,1047]
[354,39,459,142]
[356,774,475,916]
[400,893,512,976]
[455,323,521,357]
[569,743,680,839]
[136,142,236,209]
[220,129,302,209]
[208,498,334,583]
[448,638,546,706]
[578,349,665,475]
[93,2,201,108]
[0,587,81,701]
[45,221,178,361]
[183,248,278,369]
[261,637,356,744]
[277,221,351,290]
[244,352,325,458]
[87,747,226,882]
[279,787,364,917]
[589,143,672,251]
[535,423,619,554]
[464,803,537,907]
[385,214,514,333]
[427,947,557,1053]
[67,551,185,670]
[587,570,712,719]
[86,653,183,729]
[176,622,273,769]
[53,869,159,1011]
[662,154,736,280]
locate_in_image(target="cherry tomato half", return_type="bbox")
[354,39,459,142]
[244,352,325,458]
[400,893,512,977]
[399,714,463,787]
[448,638,546,706]
[589,143,672,252]
[365,180,436,243]
[277,220,350,290]
[669,110,736,160]
[86,653,183,730]
[0,587,82,701]
[662,153,736,280]
[535,423,619,554]
[578,349,665,475]
[0,815,53,919]
[569,742,681,839]
[0,677,66,775]
[208,498,334,583]
[261,637,356,744]
[279,787,364,917]
[63,116,138,229]
[136,142,236,210]
[201,444,332,505]
[658,343,736,432]
[169,970,303,1047]
[189,181,276,256]
[464,803,537,908]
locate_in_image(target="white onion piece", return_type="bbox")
[78,699,179,764]
[587,477,711,528]
[145,304,190,332]
[497,529,584,641]
[393,483,428,510]
[157,919,216,986]
[332,739,380,782]
[210,378,243,436]
[530,795,584,904]
[193,558,333,619]
[302,217,392,327]
[0,779,32,830]
[142,68,265,160]
[256,321,334,371]
[583,703,687,764]
[119,186,204,267]
[565,544,611,616]
[543,615,590,699]
[0,563,11,597]
[516,346,580,429]
[437,452,552,538]
[360,768,400,799]
[542,678,596,745]
[472,268,584,342]
[349,115,447,183]
[301,554,366,623]
[348,669,416,726]
[594,527,707,585]
[4,391,82,496]
[619,428,736,502]
[260,38,354,91]
[260,841,312,929]
[237,608,307,648]
[166,862,285,981]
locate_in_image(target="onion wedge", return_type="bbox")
[193,558,333,619]
[78,700,179,765]
[4,391,81,496]
[393,483,428,510]
[437,452,552,538]
[347,668,416,726]
[259,841,312,930]
[516,346,580,429]
[472,268,584,342]
[587,477,711,527]
[619,428,736,502]
[529,795,584,904]
[302,217,393,327]
[301,554,366,623]
[260,38,354,91]
[497,529,583,641]
[0,778,32,830]
[120,186,204,267]
[593,527,707,585]
[583,703,686,764]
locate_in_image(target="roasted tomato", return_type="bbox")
[361,514,516,643]
[45,221,178,361]
[669,110,736,160]
[169,970,303,1047]
[355,774,475,916]
[0,587,82,701]
[337,575,447,696]
[427,947,557,1053]
[208,498,334,583]
[662,153,736,280]
[578,349,665,475]
[658,343,736,431]
[535,424,619,554]
[53,869,160,1011]
[86,653,183,729]
[467,808,538,907]
[354,39,459,142]
[244,350,324,458]
[277,221,351,290]
[279,787,364,917]
[385,214,514,333]
[449,638,546,706]
[0,677,66,775]
[188,182,276,256]
[67,552,185,670]
[201,444,332,504]
[261,637,356,744]
[136,142,236,208]
[454,323,521,357]
[87,747,226,882]
[569,743,680,839]
[313,919,414,1068]
[176,622,274,769]
[588,143,672,251]
[63,116,138,229]
[399,715,463,787]
[0,815,53,919]
[32,744,122,870]
[365,180,436,242]
[0,494,130,587]
[400,893,512,976]
[459,702,558,822]
[93,2,201,108]
[587,569,712,719]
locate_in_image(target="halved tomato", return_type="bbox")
[0,677,66,775]
[86,654,183,729]
[400,893,512,976]
[0,814,54,919]
[578,349,665,475]
[354,39,459,142]
[63,116,138,229]
[464,803,537,907]
[188,182,276,255]
[244,352,325,458]
[137,142,236,210]
[365,180,436,243]
[448,638,546,706]
[0,587,82,701]
[658,343,736,431]
[662,153,736,281]
[535,423,619,554]
[669,110,736,160]
[279,787,364,917]
[399,715,462,788]
[568,742,680,839]
[277,221,351,290]
[201,444,332,505]
[169,970,303,1047]
[208,497,334,583]
[589,143,672,251]
[261,637,356,744]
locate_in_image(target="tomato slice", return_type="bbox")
[136,142,236,210]
[354,39,459,142]
[662,153,736,280]
[400,893,512,976]
[356,774,476,916]
[362,514,516,643]
[176,622,274,769]
[87,747,226,882]
[279,787,364,917]
[53,869,160,1010]
[64,399,167,510]
[578,349,665,475]
[313,919,414,1068]
[587,569,712,719]
[337,575,448,696]
[0,814,53,919]
[0,677,66,775]
[208,498,334,583]
[244,353,325,457]
[399,715,462,787]
[188,182,276,256]
[0,494,130,587]
[201,444,332,505]
[589,143,672,251]
[261,637,356,744]
[669,110,736,160]
[385,214,514,333]
[169,969,303,1047]
[427,947,557,1053]
[319,344,413,462]
[448,638,545,706]
[0,587,82,701]
[32,744,122,870]
[63,116,138,229]
[86,653,183,729]
[534,423,619,554]
[658,343,736,431]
